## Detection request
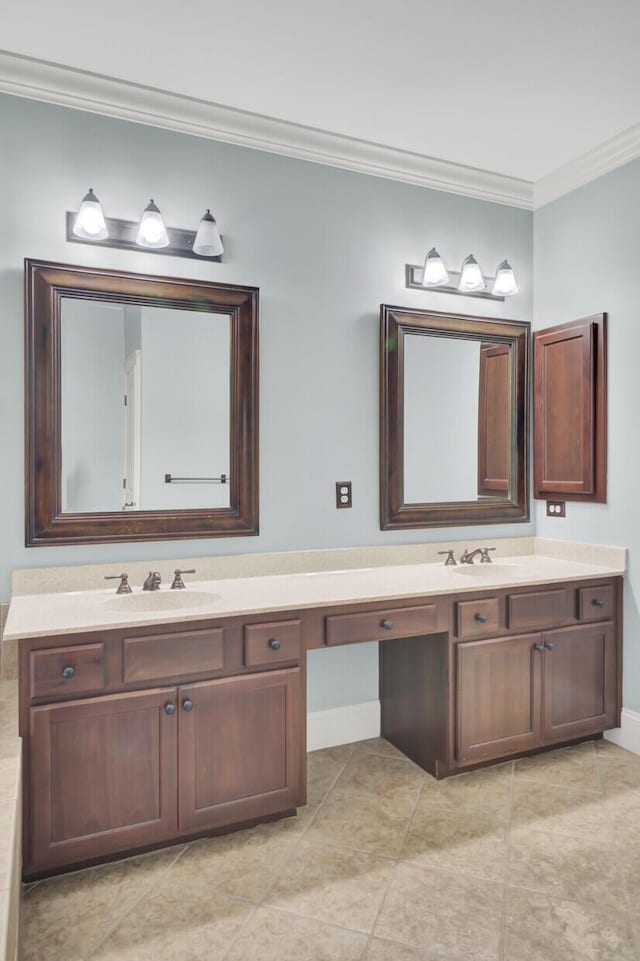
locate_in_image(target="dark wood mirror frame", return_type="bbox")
[380,305,530,530]
[25,259,259,546]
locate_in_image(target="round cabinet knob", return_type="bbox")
[381,620,393,630]
[474,613,488,623]
[164,703,177,716]
[182,699,194,712]
[544,640,556,650]
[269,638,281,651]
[592,599,605,608]
[534,643,545,653]
[62,666,75,679]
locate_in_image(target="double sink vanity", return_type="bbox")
[3,537,625,880]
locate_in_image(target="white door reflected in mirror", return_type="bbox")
[60,298,231,513]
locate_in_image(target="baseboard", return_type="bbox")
[604,709,640,756]
[307,700,381,752]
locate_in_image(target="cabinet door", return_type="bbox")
[30,688,178,872]
[477,342,510,495]
[542,622,617,743]
[456,634,543,763]
[178,667,304,833]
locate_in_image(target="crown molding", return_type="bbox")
[0,50,533,209]
[534,121,640,208]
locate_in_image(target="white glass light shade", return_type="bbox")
[458,254,485,292]
[193,209,224,257]
[422,247,449,287]
[136,199,169,248]
[72,189,108,240]
[492,259,519,297]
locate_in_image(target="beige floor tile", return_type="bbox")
[401,807,508,881]
[374,862,503,961]
[92,876,252,961]
[605,786,640,840]
[20,848,183,961]
[334,751,426,803]
[600,756,640,792]
[307,746,354,806]
[225,906,368,961]
[511,778,608,838]
[595,739,640,763]
[507,826,623,909]
[504,884,636,961]
[169,823,297,902]
[266,840,393,933]
[418,764,513,826]
[306,787,417,858]
[514,743,601,793]
[353,738,408,760]
[365,937,444,960]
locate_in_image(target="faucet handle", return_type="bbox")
[171,568,196,590]
[480,548,496,564]
[104,573,132,595]
[437,550,457,567]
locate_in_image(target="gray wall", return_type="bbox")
[534,160,640,714]
[0,93,533,711]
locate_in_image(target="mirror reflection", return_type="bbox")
[60,298,230,513]
[403,333,511,505]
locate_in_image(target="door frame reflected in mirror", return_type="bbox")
[380,305,530,529]
[25,259,259,546]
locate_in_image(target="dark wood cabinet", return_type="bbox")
[29,688,178,872]
[477,342,510,495]
[178,668,304,833]
[534,313,607,502]
[542,622,617,743]
[456,634,542,763]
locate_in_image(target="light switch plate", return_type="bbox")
[336,481,352,509]
[546,500,566,517]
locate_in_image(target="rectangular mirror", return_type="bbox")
[380,306,529,529]
[26,260,258,545]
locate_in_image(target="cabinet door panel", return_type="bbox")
[30,688,178,872]
[456,634,543,763]
[543,622,617,742]
[178,668,304,832]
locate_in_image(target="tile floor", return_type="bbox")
[20,737,640,961]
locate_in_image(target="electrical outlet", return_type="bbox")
[546,500,566,517]
[336,481,352,509]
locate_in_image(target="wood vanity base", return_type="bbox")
[19,575,622,878]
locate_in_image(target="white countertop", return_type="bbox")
[3,547,626,641]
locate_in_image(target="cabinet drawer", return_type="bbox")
[456,598,500,639]
[579,584,615,622]
[30,644,105,700]
[123,628,224,684]
[508,589,574,631]
[325,604,441,646]
[244,620,301,667]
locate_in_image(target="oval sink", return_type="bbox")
[104,590,219,612]
[452,564,525,578]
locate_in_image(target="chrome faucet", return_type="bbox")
[460,547,496,565]
[143,571,162,591]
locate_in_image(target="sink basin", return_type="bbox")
[104,590,219,612]
[452,564,525,578]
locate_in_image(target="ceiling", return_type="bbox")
[3,0,640,184]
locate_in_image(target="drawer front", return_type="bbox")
[325,604,441,646]
[244,619,302,667]
[579,584,615,622]
[123,628,224,684]
[456,598,500,639]
[30,643,105,700]
[508,589,574,631]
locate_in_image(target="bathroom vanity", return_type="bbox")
[6,546,623,879]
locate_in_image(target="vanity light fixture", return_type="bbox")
[136,199,170,249]
[66,192,224,262]
[422,247,450,287]
[72,189,108,241]
[492,259,519,297]
[193,210,224,257]
[405,250,519,302]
